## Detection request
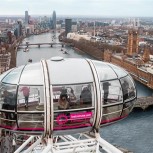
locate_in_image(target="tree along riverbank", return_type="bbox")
[9,37,25,68]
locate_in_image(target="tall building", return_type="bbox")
[7,31,12,44]
[127,29,139,56]
[143,45,150,63]
[14,21,22,38]
[65,18,72,36]
[25,11,29,25]
[71,22,78,32]
[52,11,56,29]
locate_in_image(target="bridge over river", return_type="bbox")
[19,42,64,48]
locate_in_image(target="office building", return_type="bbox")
[25,11,29,25]
[65,18,72,36]
[52,11,56,29]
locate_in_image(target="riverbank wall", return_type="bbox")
[73,47,102,60]
[62,39,104,61]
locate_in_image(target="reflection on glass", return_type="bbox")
[121,101,135,117]
[120,76,136,101]
[108,63,128,78]
[93,60,117,81]
[0,83,16,126]
[101,104,123,124]
[1,66,24,84]
[53,83,93,110]
[101,80,122,105]
[20,86,30,108]
[18,113,44,129]
[18,86,43,111]
[19,63,43,85]
[53,83,94,130]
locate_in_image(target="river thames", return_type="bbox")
[17,32,153,153]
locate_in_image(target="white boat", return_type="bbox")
[23,48,29,52]
[63,50,68,54]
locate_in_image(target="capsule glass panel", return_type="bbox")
[0,83,17,129]
[19,63,43,85]
[120,76,136,101]
[1,66,24,84]
[121,101,135,118]
[53,83,94,130]
[107,63,128,78]
[18,113,44,131]
[0,57,137,134]
[101,104,123,124]
[0,68,14,81]
[92,60,117,81]
[101,80,123,105]
[17,85,44,131]
[17,85,43,111]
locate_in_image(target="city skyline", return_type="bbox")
[0,0,152,17]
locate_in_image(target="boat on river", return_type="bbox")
[23,47,29,52]
[63,50,69,54]
[28,58,32,62]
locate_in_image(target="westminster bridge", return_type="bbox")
[19,42,64,48]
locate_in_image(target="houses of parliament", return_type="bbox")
[104,29,153,89]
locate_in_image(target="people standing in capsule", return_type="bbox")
[103,81,111,104]
[121,79,129,100]
[80,85,92,105]
[20,86,30,108]
[58,94,69,110]
[2,89,16,121]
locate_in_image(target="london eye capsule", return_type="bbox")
[0,57,136,135]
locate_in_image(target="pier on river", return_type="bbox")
[134,96,153,110]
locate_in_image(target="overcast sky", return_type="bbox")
[0,0,152,17]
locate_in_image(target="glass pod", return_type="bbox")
[0,57,137,135]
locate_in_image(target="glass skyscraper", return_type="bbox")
[25,11,29,25]
[52,11,56,29]
[65,18,72,36]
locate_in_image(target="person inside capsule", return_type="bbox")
[58,93,69,110]
[2,89,16,123]
[80,85,92,106]
[103,81,111,104]
[122,79,130,100]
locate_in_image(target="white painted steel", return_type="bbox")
[23,138,41,153]
[86,59,103,131]
[42,145,52,153]
[96,133,123,153]
[14,136,35,153]
[14,133,123,153]
[41,59,51,136]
